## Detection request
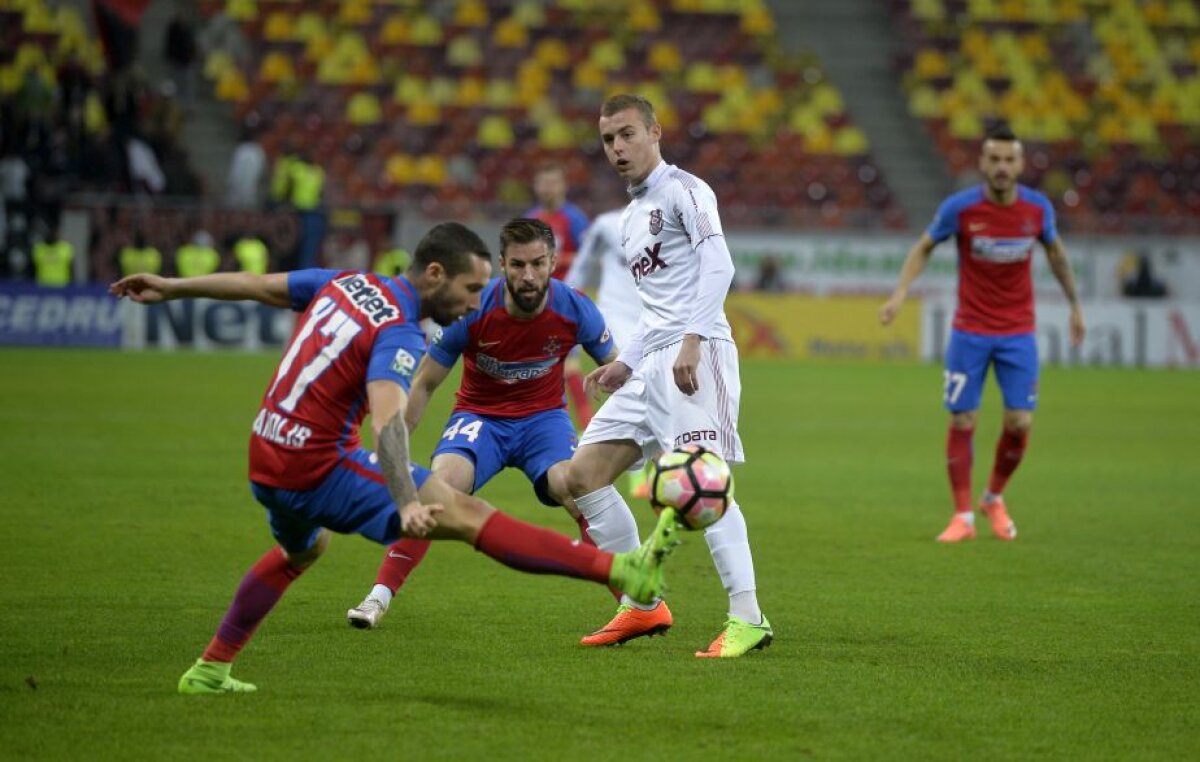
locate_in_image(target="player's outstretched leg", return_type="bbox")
[347,537,432,629]
[938,423,977,542]
[978,420,1028,541]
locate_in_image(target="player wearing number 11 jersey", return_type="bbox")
[109,222,678,694]
[879,124,1085,542]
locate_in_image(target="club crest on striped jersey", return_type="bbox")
[333,273,399,325]
[649,208,664,235]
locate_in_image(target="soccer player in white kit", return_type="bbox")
[564,209,653,499]
[565,94,772,657]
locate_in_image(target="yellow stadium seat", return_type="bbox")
[216,68,249,102]
[911,0,945,21]
[741,5,775,36]
[385,154,417,185]
[225,0,256,22]
[454,76,486,107]
[454,0,489,27]
[648,42,683,74]
[948,109,983,139]
[833,126,869,156]
[539,117,575,150]
[512,0,545,27]
[572,60,606,92]
[477,115,515,149]
[590,39,626,71]
[380,14,408,45]
[408,101,441,126]
[533,38,570,69]
[447,34,483,67]
[493,17,528,48]
[415,156,447,186]
[629,1,661,32]
[409,15,443,46]
[485,78,517,108]
[347,92,382,125]
[259,51,296,84]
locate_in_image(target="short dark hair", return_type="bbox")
[601,94,657,128]
[410,222,490,277]
[499,218,556,258]
[986,122,1018,142]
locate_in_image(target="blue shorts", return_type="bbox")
[249,449,432,553]
[433,408,576,507]
[943,329,1039,413]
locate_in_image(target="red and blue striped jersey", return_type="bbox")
[248,269,426,490]
[428,278,613,418]
[526,202,590,280]
[928,184,1058,335]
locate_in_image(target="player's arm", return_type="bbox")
[109,271,292,307]
[403,356,453,432]
[565,222,603,290]
[1044,237,1086,347]
[368,379,441,537]
[879,232,937,325]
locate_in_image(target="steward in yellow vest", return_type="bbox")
[33,235,74,286]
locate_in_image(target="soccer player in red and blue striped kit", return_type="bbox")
[879,124,1086,542]
[110,222,677,694]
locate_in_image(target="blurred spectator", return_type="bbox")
[0,147,31,241]
[755,255,786,292]
[175,230,220,277]
[289,148,326,269]
[234,235,269,274]
[32,227,74,286]
[228,125,266,208]
[324,231,368,271]
[372,246,411,277]
[1121,253,1168,299]
[164,10,199,104]
[127,131,166,196]
[269,141,299,207]
[119,232,163,276]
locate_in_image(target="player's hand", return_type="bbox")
[586,361,631,399]
[109,273,173,303]
[878,295,903,325]
[1069,305,1086,348]
[673,335,702,396]
[399,500,443,538]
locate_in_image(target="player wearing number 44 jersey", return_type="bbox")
[347,218,619,629]
[560,94,772,658]
[110,222,679,695]
[879,124,1086,542]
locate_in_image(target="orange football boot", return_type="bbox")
[981,497,1017,540]
[936,513,977,542]
[580,601,673,646]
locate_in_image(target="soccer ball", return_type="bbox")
[649,446,733,530]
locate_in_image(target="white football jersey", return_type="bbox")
[620,161,734,353]
[565,209,641,348]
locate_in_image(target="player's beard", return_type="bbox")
[506,279,548,314]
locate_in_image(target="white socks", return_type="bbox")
[703,501,762,623]
[575,485,656,610]
[368,583,393,608]
[574,485,642,553]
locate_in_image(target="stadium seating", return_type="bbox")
[201,0,903,229]
[892,0,1200,234]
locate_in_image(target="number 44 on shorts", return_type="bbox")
[442,417,483,443]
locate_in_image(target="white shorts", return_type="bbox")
[580,338,745,468]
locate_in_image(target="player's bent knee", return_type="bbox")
[284,529,329,568]
[950,411,978,430]
[434,493,495,541]
[1004,410,1033,431]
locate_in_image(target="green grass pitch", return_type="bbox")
[1,349,1196,759]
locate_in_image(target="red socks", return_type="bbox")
[203,546,304,663]
[474,511,612,584]
[946,426,974,513]
[988,427,1030,495]
[565,369,593,428]
[375,537,432,593]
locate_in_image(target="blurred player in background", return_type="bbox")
[110,222,677,694]
[565,94,773,658]
[346,218,619,629]
[564,208,652,499]
[879,124,1086,543]
[526,162,594,428]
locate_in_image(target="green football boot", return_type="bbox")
[609,508,681,605]
[178,659,258,695]
[695,615,774,658]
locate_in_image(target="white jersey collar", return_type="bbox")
[629,161,670,199]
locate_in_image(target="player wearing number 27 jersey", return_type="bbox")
[879,124,1085,544]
